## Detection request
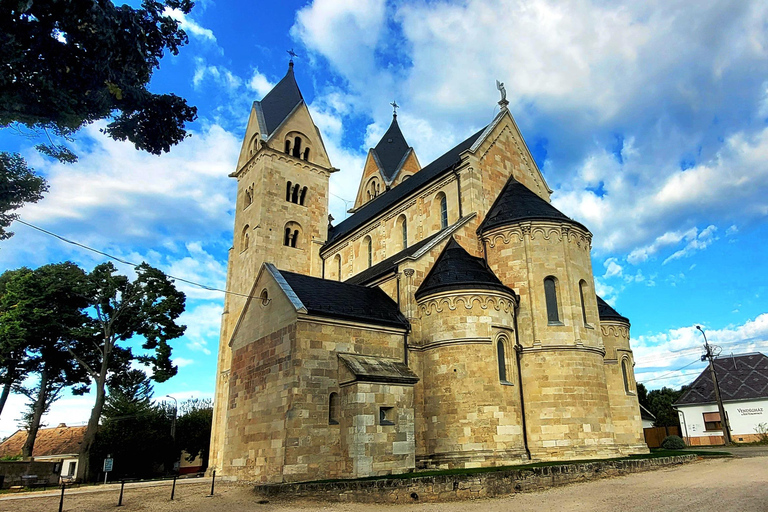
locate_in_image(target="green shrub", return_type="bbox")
[661,435,686,450]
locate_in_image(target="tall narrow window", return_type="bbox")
[286,181,292,201]
[291,230,299,248]
[438,193,448,229]
[283,222,302,248]
[544,276,560,324]
[292,136,302,158]
[284,227,291,246]
[334,254,342,281]
[622,358,631,394]
[402,218,408,249]
[241,225,250,252]
[303,148,310,161]
[579,280,589,326]
[328,392,339,425]
[291,184,300,203]
[299,186,308,206]
[284,139,291,154]
[364,236,372,268]
[244,185,253,208]
[497,339,508,383]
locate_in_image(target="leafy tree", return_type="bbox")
[0,153,47,240]
[176,398,213,471]
[102,369,155,420]
[647,386,687,428]
[636,382,649,410]
[0,263,92,459]
[70,262,185,481]
[0,267,33,419]
[0,0,198,155]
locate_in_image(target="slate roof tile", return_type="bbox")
[596,296,630,324]
[675,352,768,405]
[372,116,411,182]
[257,64,303,137]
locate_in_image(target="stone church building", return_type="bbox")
[209,62,648,483]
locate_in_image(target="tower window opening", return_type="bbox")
[244,184,253,208]
[286,181,292,201]
[292,184,300,203]
[544,276,560,324]
[241,224,250,252]
[292,136,302,158]
[329,392,340,425]
[303,147,310,161]
[284,139,291,154]
[334,254,342,281]
[300,186,308,206]
[284,227,291,247]
[291,230,299,248]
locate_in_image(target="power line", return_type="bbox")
[637,359,702,383]
[15,219,258,300]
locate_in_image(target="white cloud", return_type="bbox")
[179,302,224,356]
[173,357,195,368]
[193,58,243,91]
[603,257,623,278]
[163,8,216,42]
[248,69,276,97]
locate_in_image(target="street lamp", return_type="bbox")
[695,326,732,445]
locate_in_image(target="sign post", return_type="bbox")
[103,456,114,484]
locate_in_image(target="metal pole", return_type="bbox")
[696,326,732,445]
[58,484,65,512]
[209,470,216,496]
[117,480,125,506]
[165,395,178,442]
[171,475,177,500]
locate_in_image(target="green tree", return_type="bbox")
[70,262,185,481]
[0,267,33,419]
[176,398,213,471]
[102,369,155,420]
[647,386,686,428]
[636,382,649,410]
[0,263,92,458]
[0,153,47,240]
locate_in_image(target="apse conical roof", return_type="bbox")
[596,296,629,324]
[372,116,411,181]
[257,63,304,136]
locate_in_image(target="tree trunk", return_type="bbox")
[21,368,49,460]
[0,377,12,419]
[76,351,110,482]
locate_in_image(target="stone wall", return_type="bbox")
[0,461,60,488]
[253,455,697,503]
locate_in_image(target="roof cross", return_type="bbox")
[390,100,399,117]
[287,48,298,64]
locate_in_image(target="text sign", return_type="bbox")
[103,458,114,472]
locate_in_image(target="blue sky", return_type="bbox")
[2,0,768,437]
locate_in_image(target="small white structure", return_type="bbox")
[675,353,768,445]
[640,404,656,429]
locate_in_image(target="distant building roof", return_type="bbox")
[372,116,412,182]
[0,424,85,458]
[256,63,304,137]
[596,296,630,324]
[675,352,768,406]
[640,404,656,422]
[478,176,588,234]
[277,269,409,329]
[326,126,487,246]
[415,238,515,300]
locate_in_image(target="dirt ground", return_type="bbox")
[2,456,767,512]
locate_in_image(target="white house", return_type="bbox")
[674,352,768,445]
[0,423,85,481]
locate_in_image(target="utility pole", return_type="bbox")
[696,326,732,445]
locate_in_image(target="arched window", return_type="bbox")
[284,139,291,154]
[328,392,339,425]
[259,289,269,306]
[437,192,448,229]
[364,236,372,268]
[622,358,631,394]
[291,184,300,203]
[241,225,250,252]
[286,181,292,201]
[244,185,253,208]
[396,215,407,250]
[284,227,291,246]
[292,136,302,158]
[291,230,299,248]
[299,186,308,206]
[249,133,259,155]
[303,147,310,161]
[544,276,560,324]
[579,280,589,326]
[497,339,508,383]
[283,222,302,248]
[334,254,342,281]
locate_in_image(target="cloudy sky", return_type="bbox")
[2,0,768,437]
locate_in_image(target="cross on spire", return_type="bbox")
[390,100,399,118]
[287,48,298,67]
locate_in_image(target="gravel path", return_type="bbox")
[2,456,766,512]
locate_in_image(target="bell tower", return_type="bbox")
[209,61,336,472]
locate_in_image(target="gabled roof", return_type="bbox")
[640,404,656,422]
[326,126,487,247]
[477,176,588,234]
[277,269,409,329]
[372,116,411,182]
[415,238,515,300]
[339,354,419,385]
[0,424,85,458]
[675,352,768,406]
[256,63,304,137]
[597,296,630,324]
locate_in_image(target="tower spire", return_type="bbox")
[390,100,399,118]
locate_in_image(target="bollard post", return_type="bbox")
[58,484,65,512]
[171,475,177,500]
[117,480,125,506]
[209,470,216,496]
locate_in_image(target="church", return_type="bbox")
[208,60,648,483]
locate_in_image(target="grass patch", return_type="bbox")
[288,449,729,485]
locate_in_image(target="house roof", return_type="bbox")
[477,176,588,234]
[415,238,515,301]
[326,126,487,247]
[597,296,630,324]
[372,116,411,182]
[675,352,768,406]
[640,404,656,422]
[0,424,85,458]
[338,354,419,385]
[278,269,409,329]
[256,63,303,137]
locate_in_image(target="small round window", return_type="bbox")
[259,289,269,306]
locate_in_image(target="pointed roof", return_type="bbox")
[372,115,411,182]
[596,296,629,324]
[675,353,768,405]
[478,176,588,234]
[256,63,304,137]
[415,238,515,300]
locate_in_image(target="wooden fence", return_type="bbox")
[643,426,681,448]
